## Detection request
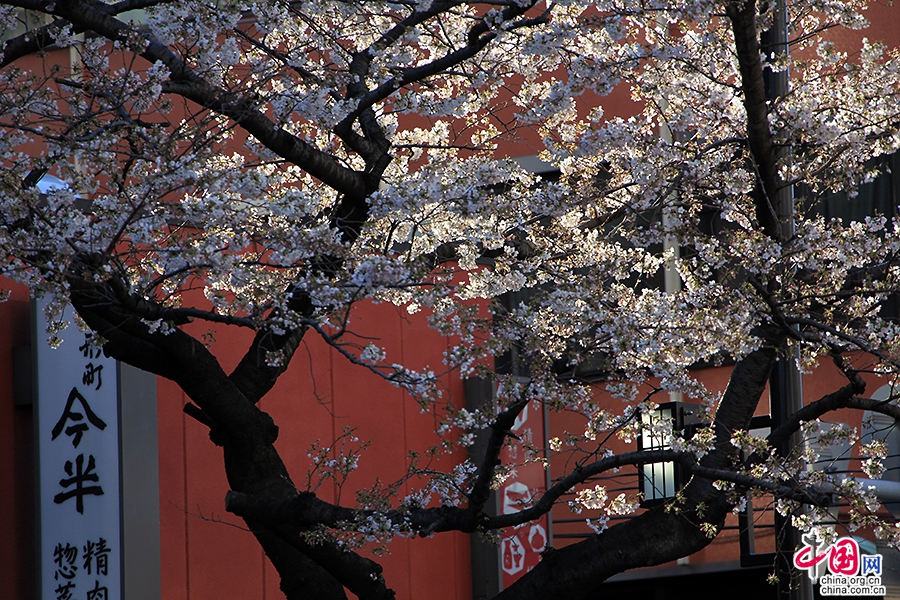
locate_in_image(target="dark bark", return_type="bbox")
[253,531,350,600]
[467,398,530,517]
[726,0,782,240]
[223,450,680,532]
[0,0,168,68]
[228,287,317,405]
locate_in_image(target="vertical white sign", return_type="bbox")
[35,299,121,600]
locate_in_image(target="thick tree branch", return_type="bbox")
[467,397,529,516]
[67,265,280,450]
[254,520,395,600]
[251,530,350,600]
[0,0,172,67]
[224,449,684,533]
[66,260,379,596]
[228,287,316,404]
[726,0,781,239]
[226,489,462,533]
[688,462,830,505]
[766,387,900,451]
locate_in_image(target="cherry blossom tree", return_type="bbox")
[2,0,900,598]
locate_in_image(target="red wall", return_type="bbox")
[156,300,472,599]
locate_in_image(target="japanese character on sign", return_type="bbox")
[52,543,78,580]
[78,335,102,359]
[54,581,75,600]
[38,307,121,600]
[86,579,108,600]
[51,388,107,448]
[82,363,104,390]
[83,538,110,576]
[54,454,104,514]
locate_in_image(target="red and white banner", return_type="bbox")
[499,399,548,587]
